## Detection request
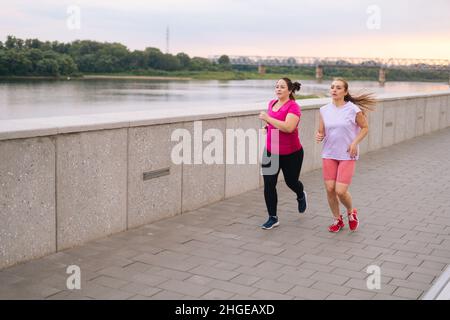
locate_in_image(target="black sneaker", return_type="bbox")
[297,191,307,213]
[261,216,279,230]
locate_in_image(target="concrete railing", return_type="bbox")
[1,90,450,269]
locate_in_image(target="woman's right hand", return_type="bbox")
[316,131,325,143]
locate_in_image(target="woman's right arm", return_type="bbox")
[316,113,325,143]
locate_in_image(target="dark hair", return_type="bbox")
[279,77,301,100]
[334,77,377,114]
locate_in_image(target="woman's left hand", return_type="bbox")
[347,143,358,158]
[259,111,269,122]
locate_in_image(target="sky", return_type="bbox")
[1,0,449,60]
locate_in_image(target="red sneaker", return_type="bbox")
[348,209,359,232]
[328,215,345,233]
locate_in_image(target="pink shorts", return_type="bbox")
[322,159,356,185]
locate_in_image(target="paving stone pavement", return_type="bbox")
[1,128,450,300]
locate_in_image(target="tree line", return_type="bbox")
[0,35,232,77]
[0,35,447,82]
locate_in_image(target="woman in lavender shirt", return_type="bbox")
[316,78,376,233]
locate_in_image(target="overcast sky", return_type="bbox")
[1,0,449,59]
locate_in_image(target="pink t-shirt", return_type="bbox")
[320,101,362,160]
[266,99,302,155]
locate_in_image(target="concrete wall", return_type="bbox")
[128,124,182,229]
[225,116,261,198]
[182,119,226,212]
[56,129,128,251]
[0,137,55,269]
[1,91,449,269]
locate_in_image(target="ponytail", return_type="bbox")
[344,92,377,115]
[281,77,302,100]
[335,77,377,114]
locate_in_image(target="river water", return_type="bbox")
[0,79,448,120]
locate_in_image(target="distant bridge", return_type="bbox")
[210,55,450,84]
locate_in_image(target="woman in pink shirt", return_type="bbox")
[259,78,307,230]
[316,78,376,233]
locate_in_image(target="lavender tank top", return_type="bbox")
[320,101,362,160]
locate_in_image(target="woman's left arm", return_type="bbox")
[348,112,369,158]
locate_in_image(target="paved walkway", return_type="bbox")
[1,128,450,300]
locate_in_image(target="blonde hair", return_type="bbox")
[333,77,377,115]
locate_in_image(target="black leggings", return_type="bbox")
[262,148,304,217]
